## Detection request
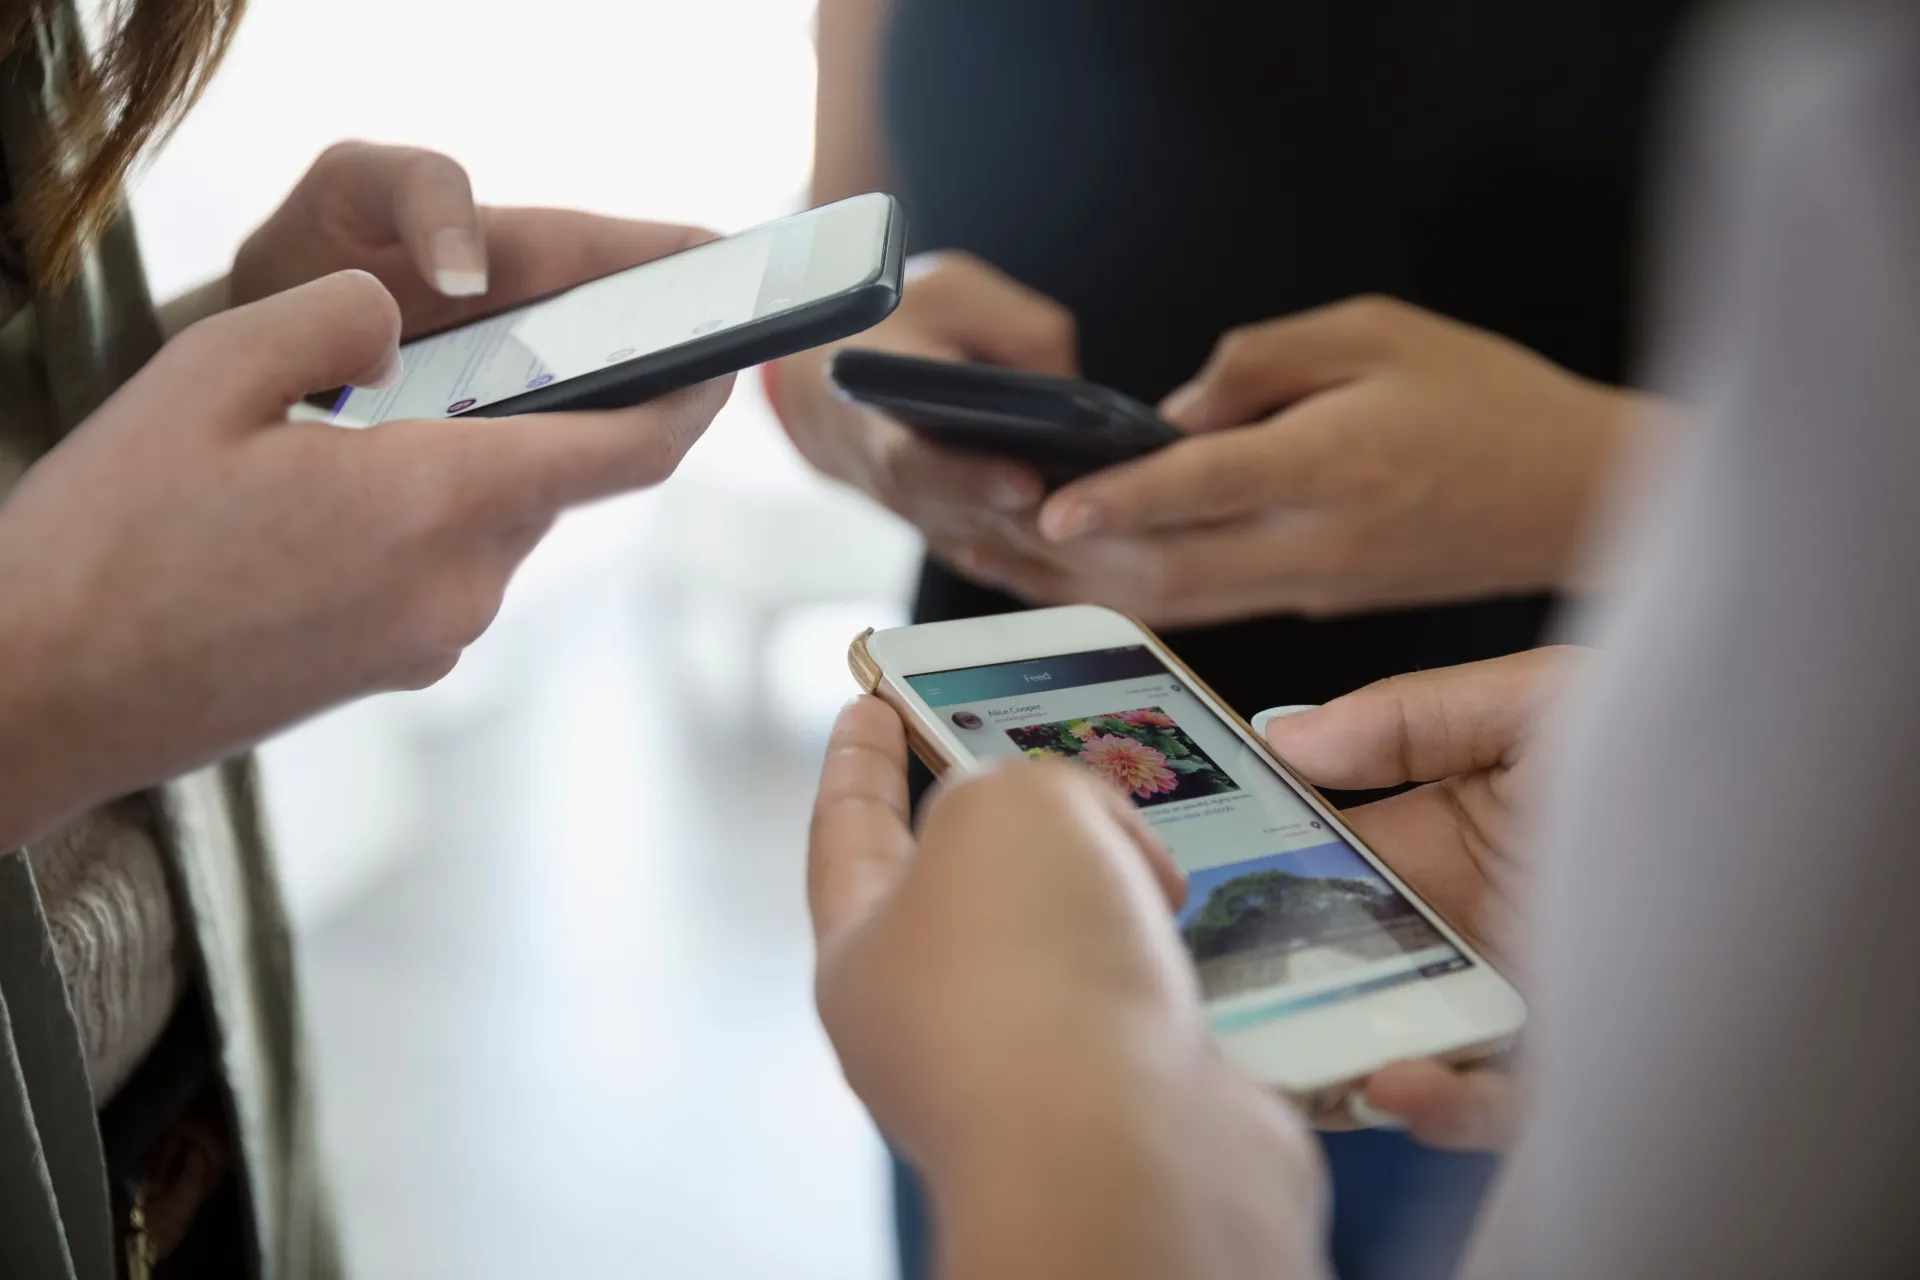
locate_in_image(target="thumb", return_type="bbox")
[1160,299,1397,432]
[1263,650,1566,791]
[178,270,402,430]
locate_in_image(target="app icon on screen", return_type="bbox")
[606,348,636,363]
[527,373,554,388]
[446,398,477,415]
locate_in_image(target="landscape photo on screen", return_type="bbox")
[1176,843,1454,1001]
[1004,706,1240,808]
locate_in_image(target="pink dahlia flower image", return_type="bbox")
[1116,708,1177,728]
[1079,733,1180,800]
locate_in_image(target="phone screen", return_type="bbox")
[906,646,1471,1032]
[326,196,889,427]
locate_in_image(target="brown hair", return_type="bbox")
[1,0,245,288]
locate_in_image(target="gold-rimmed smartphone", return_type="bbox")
[849,604,1524,1114]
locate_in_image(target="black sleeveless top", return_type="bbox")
[883,0,1694,713]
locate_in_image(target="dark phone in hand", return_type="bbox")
[827,349,1182,488]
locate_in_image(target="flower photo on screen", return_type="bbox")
[1004,707,1239,807]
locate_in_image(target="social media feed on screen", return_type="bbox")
[906,648,1471,1032]
[326,213,824,427]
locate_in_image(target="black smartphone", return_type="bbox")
[826,349,1182,487]
[318,193,906,426]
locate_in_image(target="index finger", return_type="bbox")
[314,142,490,297]
[425,375,735,520]
[478,207,714,301]
[809,696,918,949]
[1037,396,1350,542]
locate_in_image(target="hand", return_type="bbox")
[955,296,1661,625]
[810,697,1326,1280]
[0,271,730,849]
[230,141,712,335]
[1263,646,1579,1151]
[768,251,1075,555]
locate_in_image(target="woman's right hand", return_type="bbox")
[767,251,1076,555]
[0,269,730,849]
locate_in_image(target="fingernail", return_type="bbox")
[431,227,488,297]
[989,471,1040,512]
[1160,381,1203,426]
[1039,498,1100,542]
[1347,1093,1407,1131]
[1253,704,1319,739]
[361,350,405,390]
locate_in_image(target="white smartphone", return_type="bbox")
[850,604,1525,1110]
[320,192,905,426]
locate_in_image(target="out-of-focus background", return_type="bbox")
[130,2,913,1274]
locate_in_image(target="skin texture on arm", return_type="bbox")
[813,0,896,204]
[810,698,1329,1280]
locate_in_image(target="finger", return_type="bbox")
[906,252,1079,374]
[870,417,1045,513]
[809,696,918,948]
[414,375,734,522]
[1159,295,1415,432]
[1361,1060,1518,1153]
[942,538,1079,605]
[1036,394,1354,542]
[313,142,489,297]
[921,761,1185,920]
[1264,649,1573,791]
[182,270,402,428]
[479,207,714,301]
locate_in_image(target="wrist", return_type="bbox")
[0,537,118,848]
[156,275,232,339]
[0,612,73,848]
[921,1041,1325,1280]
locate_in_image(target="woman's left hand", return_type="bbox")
[229,141,709,334]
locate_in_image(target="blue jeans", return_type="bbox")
[891,1129,1497,1280]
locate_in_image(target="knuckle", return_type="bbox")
[393,650,461,692]
[1107,547,1176,614]
[312,138,372,173]
[1210,326,1266,384]
[408,577,502,655]
[397,459,486,543]
[1031,298,1077,345]
[1333,293,1411,338]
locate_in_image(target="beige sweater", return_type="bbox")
[26,806,183,1101]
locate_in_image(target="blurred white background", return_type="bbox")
[129,2,917,1274]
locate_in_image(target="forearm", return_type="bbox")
[0,656,90,850]
[925,1054,1327,1280]
[813,0,896,203]
[155,275,230,339]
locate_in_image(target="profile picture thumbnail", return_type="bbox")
[950,711,985,731]
[1004,706,1237,808]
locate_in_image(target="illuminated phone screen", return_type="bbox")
[327,196,889,427]
[906,646,1471,1032]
